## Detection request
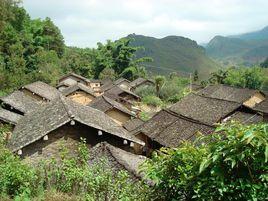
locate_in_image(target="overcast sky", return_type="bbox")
[24,0,268,48]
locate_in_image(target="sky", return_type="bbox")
[23,0,268,48]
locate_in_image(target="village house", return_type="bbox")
[104,85,141,109]
[123,118,144,132]
[20,81,60,102]
[61,83,96,105]
[113,78,131,90]
[58,73,102,95]
[88,95,136,126]
[129,78,154,91]
[0,90,41,115]
[7,95,144,162]
[253,96,268,121]
[132,92,265,155]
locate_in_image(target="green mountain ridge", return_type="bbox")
[127,34,220,78]
[206,26,268,66]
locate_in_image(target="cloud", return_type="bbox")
[23,0,268,47]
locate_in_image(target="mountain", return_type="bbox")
[127,34,220,78]
[206,26,268,66]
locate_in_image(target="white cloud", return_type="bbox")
[23,0,268,47]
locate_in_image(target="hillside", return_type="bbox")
[206,26,268,66]
[127,34,220,79]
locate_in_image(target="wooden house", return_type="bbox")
[132,92,265,155]
[104,85,141,109]
[61,83,96,105]
[58,73,102,95]
[20,81,60,102]
[129,78,154,91]
[113,78,131,90]
[7,96,144,162]
[0,90,41,115]
[88,95,135,125]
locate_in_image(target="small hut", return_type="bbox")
[88,95,135,125]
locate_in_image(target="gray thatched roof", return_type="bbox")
[225,111,263,124]
[0,108,22,125]
[105,85,140,100]
[89,142,146,178]
[123,118,144,132]
[0,91,41,114]
[129,78,154,88]
[114,78,130,85]
[61,83,96,97]
[22,81,60,101]
[197,85,261,103]
[88,95,135,116]
[136,110,214,147]
[8,96,144,152]
[253,91,268,114]
[169,93,241,126]
[59,72,91,83]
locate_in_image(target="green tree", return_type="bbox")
[260,57,268,68]
[154,75,166,97]
[99,67,116,80]
[193,70,198,81]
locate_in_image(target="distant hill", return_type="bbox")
[206,26,268,66]
[127,34,220,79]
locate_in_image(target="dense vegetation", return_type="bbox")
[204,67,268,90]
[206,26,268,66]
[143,123,268,201]
[128,34,220,79]
[0,0,150,95]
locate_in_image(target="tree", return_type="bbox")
[260,57,268,68]
[99,67,116,80]
[91,38,152,79]
[193,70,198,81]
[154,75,166,97]
[208,69,228,84]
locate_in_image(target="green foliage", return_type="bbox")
[154,75,166,97]
[142,95,163,107]
[208,67,266,89]
[91,38,152,80]
[143,123,268,201]
[0,136,152,200]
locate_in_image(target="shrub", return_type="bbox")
[142,95,163,107]
[142,123,268,201]
[134,85,156,98]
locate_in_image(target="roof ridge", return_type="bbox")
[59,96,75,119]
[194,92,242,104]
[164,109,215,128]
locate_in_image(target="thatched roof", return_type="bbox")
[123,118,144,132]
[198,84,261,103]
[22,81,60,101]
[129,78,154,89]
[136,110,214,147]
[254,99,268,114]
[225,111,263,124]
[8,96,144,152]
[89,142,146,178]
[169,93,241,125]
[61,83,96,97]
[0,108,22,125]
[88,95,135,116]
[0,91,41,114]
